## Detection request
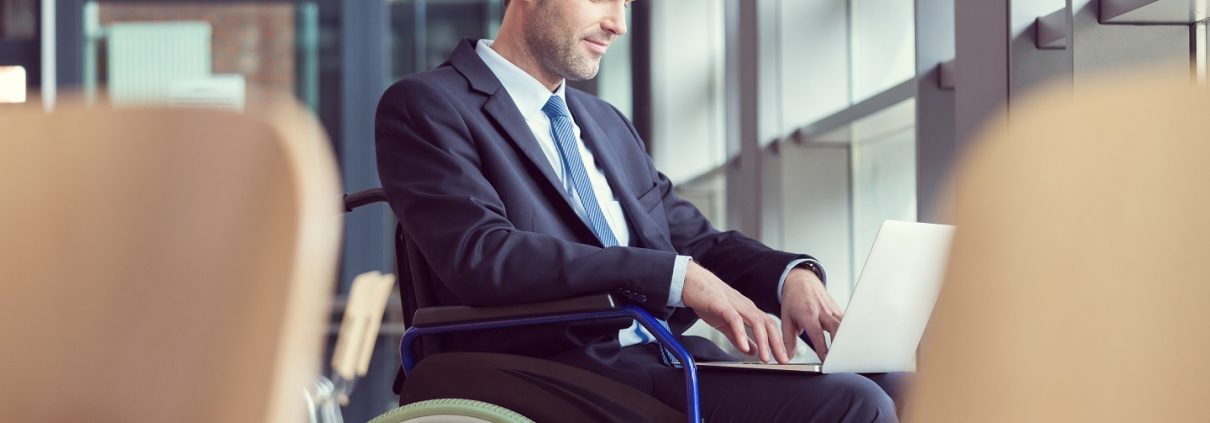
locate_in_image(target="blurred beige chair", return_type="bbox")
[907,68,1210,422]
[0,93,341,422]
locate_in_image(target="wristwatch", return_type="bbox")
[800,260,826,283]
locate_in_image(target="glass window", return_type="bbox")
[778,139,854,303]
[387,0,501,79]
[779,98,917,306]
[850,99,917,277]
[777,1,918,304]
[780,1,850,128]
[849,0,916,103]
[649,0,726,188]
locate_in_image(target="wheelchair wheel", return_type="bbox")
[369,398,534,423]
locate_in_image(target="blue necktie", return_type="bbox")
[542,95,680,367]
[542,95,619,248]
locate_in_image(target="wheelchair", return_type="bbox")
[328,188,703,423]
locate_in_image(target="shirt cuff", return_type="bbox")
[776,258,826,303]
[667,255,692,307]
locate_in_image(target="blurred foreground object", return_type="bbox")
[0,93,341,422]
[908,67,1210,422]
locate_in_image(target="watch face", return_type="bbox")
[803,261,824,280]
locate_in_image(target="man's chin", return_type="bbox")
[566,70,600,81]
[562,60,601,81]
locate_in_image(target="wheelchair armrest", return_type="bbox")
[411,293,618,327]
[343,188,387,212]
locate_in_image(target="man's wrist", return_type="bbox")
[777,259,825,303]
[781,268,821,300]
[799,261,824,284]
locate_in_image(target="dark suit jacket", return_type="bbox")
[375,39,813,366]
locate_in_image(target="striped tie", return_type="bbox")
[542,95,680,367]
[542,95,619,248]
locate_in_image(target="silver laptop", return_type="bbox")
[821,220,954,373]
[697,220,954,374]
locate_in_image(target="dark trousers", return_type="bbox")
[401,344,904,422]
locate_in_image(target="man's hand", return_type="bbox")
[780,267,844,361]
[682,261,790,364]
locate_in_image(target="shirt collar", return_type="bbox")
[475,39,567,120]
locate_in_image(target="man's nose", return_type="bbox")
[603,2,628,36]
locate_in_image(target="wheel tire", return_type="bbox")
[368,398,535,423]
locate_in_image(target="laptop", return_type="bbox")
[697,220,955,374]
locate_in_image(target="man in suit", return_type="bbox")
[375,0,900,421]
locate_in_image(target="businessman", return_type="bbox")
[375,0,898,421]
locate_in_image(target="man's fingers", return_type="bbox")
[822,314,842,337]
[781,317,799,356]
[805,323,828,362]
[748,312,770,363]
[831,308,845,324]
[726,313,749,354]
[767,318,790,364]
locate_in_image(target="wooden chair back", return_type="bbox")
[0,94,341,422]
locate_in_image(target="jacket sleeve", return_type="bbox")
[375,78,677,313]
[612,107,815,314]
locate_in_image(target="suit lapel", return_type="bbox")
[482,93,575,208]
[448,39,668,249]
[449,39,577,214]
[567,92,672,250]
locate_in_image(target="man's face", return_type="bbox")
[525,0,629,81]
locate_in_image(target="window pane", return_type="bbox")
[851,99,917,283]
[781,1,850,128]
[387,0,499,80]
[850,0,915,102]
[650,0,726,184]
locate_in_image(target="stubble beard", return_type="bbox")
[526,1,602,81]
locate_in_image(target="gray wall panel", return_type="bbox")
[1071,0,1191,89]
[1011,0,1072,100]
[915,0,956,223]
[955,0,1010,150]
